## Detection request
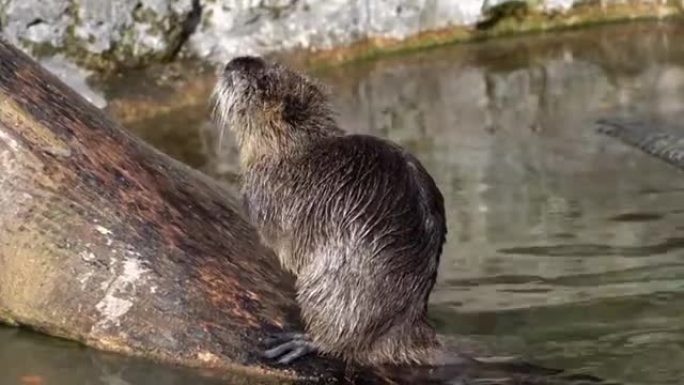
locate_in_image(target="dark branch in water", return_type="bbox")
[597,117,684,172]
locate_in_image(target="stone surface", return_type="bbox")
[1,0,678,71]
[0,0,199,68]
[189,0,488,63]
[188,0,681,72]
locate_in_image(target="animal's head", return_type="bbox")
[212,56,340,167]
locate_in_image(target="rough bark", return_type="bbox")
[0,38,613,384]
[597,118,684,172]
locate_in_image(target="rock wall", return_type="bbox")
[0,0,680,71]
[189,0,485,61]
[0,0,200,68]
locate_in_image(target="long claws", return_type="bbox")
[263,332,308,346]
[263,332,316,364]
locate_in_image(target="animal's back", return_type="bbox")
[243,134,447,364]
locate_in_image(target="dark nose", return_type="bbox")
[224,56,266,74]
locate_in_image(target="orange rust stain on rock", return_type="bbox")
[19,375,45,385]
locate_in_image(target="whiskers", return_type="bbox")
[211,73,243,154]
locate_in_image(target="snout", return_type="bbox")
[213,56,266,130]
[224,56,266,75]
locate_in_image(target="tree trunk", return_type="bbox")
[0,37,327,381]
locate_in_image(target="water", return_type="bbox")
[0,327,247,385]
[317,21,684,384]
[4,20,684,385]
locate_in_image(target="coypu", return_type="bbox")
[212,56,448,367]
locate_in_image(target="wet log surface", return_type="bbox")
[0,38,314,382]
[597,117,684,172]
[0,38,615,384]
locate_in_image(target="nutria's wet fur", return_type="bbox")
[212,56,447,366]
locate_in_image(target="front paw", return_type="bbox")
[263,332,317,364]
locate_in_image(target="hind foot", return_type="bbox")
[263,332,317,364]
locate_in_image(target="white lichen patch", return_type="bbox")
[0,152,33,218]
[95,294,134,322]
[94,225,116,248]
[95,225,112,235]
[93,253,150,331]
[78,270,94,290]
[0,130,22,191]
[80,250,97,262]
[197,351,221,363]
[77,251,97,289]
[0,129,21,152]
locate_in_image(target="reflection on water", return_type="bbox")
[4,20,684,385]
[319,21,684,385]
[499,237,684,257]
[0,328,235,385]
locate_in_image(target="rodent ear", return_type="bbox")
[282,95,306,125]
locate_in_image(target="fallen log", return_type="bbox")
[597,117,684,172]
[0,38,614,384]
[0,38,323,381]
